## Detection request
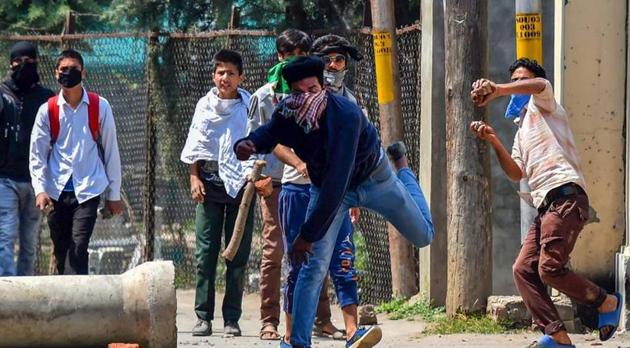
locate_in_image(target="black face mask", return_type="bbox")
[11,62,40,90]
[57,68,82,88]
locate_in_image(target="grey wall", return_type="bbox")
[488,0,555,294]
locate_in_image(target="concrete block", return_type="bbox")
[552,296,576,322]
[488,294,587,334]
[563,318,586,334]
[486,295,531,327]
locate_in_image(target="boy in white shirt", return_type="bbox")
[29,49,122,275]
[180,49,254,338]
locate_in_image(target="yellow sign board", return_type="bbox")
[515,13,543,64]
[372,31,395,104]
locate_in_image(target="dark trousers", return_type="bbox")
[47,192,99,275]
[194,197,254,322]
[513,192,607,335]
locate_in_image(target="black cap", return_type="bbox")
[10,41,38,61]
[281,56,325,86]
[310,34,362,61]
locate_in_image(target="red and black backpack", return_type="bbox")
[47,92,104,161]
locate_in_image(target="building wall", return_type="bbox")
[558,0,626,283]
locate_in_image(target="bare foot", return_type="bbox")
[322,321,339,333]
[598,294,619,339]
[550,330,572,345]
[598,294,618,313]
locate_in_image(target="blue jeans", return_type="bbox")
[279,183,358,316]
[0,178,41,276]
[290,154,434,346]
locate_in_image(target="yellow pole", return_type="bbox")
[515,0,542,243]
[515,0,543,64]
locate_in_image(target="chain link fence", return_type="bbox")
[0,26,421,305]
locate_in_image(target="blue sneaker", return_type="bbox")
[346,326,382,348]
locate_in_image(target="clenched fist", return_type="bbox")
[235,139,256,160]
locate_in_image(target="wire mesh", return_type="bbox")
[0,26,421,305]
[0,35,148,275]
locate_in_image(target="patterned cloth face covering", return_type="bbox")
[280,91,328,133]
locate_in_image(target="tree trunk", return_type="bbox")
[443,0,492,316]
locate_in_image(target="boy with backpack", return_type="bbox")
[180,49,255,337]
[29,49,123,275]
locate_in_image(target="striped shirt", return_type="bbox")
[511,79,586,208]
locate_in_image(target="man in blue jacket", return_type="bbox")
[234,56,434,348]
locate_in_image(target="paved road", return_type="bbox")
[175,290,630,347]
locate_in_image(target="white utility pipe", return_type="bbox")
[0,261,176,347]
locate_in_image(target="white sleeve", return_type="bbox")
[180,98,214,164]
[99,98,122,201]
[532,79,557,114]
[29,103,51,196]
[511,131,525,174]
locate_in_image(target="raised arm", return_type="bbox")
[470,121,522,181]
[234,112,284,160]
[471,77,547,107]
[273,144,308,178]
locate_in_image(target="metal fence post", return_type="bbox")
[143,32,158,262]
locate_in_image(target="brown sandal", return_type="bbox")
[260,323,281,340]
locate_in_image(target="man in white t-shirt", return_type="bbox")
[470,58,621,348]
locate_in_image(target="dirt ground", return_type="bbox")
[175,290,630,347]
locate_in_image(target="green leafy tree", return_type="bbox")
[105,0,215,32]
[0,0,419,34]
[0,0,110,34]
[238,0,419,31]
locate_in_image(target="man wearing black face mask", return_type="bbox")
[0,41,54,276]
[30,49,122,275]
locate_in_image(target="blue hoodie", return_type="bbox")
[236,92,381,242]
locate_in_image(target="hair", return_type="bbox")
[276,29,312,55]
[509,58,546,79]
[55,49,84,70]
[212,49,243,75]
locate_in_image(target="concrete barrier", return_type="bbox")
[0,261,176,347]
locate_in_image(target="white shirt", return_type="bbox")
[30,88,122,203]
[180,87,253,198]
[248,82,286,180]
[511,79,586,208]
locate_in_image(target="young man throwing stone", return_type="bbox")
[470,58,622,348]
[235,56,434,348]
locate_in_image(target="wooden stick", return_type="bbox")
[222,160,266,261]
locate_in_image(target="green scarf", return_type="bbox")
[267,56,299,95]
